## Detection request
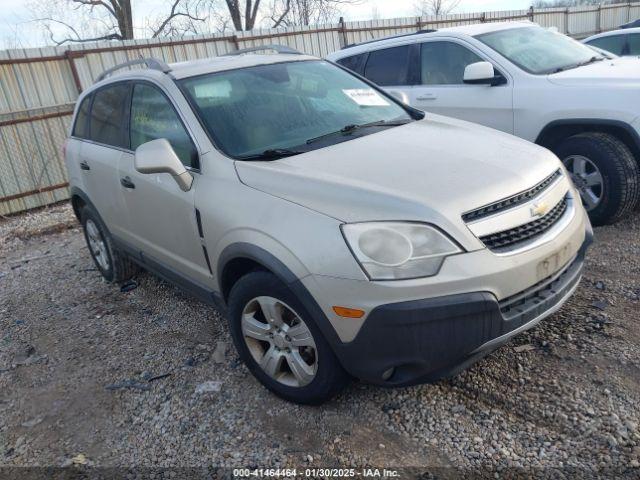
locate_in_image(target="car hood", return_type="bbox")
[235,115,561,248]
[548,57,640,86]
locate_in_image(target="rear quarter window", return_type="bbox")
[72,95,92,139]
[336,53,367,75]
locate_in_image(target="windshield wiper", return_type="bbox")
[553,56,604,73]
[238,148,304,161]
[305,119,411,145]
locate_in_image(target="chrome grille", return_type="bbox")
[479,195,568,252]
[462,169,562,223]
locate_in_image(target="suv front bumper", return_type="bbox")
[329,225,592,386]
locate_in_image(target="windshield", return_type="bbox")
[180,60,413,159]
[476,27,605,75]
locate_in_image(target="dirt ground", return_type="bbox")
[0,203,639,477]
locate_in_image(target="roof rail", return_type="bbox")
[224,44,303,56]
[342,29,437,49]
[96,58,171,82]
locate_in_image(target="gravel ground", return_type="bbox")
[0,203,639,477]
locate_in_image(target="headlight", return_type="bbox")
[341,222,462,280]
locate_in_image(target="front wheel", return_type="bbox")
[554,132,639,226]
[227,271,349,404]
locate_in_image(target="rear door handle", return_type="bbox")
[416,94,437,101]
[79,161,90,171]
[120,176,135,189]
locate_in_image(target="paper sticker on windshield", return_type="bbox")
[342,89,389,106]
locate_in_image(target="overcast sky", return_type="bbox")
[0,0,532,50]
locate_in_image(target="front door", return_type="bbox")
[408,40,514,134]
[117,82,209,283]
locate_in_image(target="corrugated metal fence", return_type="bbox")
[1,2,639,215]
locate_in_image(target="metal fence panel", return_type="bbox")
[1,2,639,215]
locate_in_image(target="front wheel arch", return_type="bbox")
[535,119,640,163]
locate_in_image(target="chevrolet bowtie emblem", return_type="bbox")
[530,201,550,218]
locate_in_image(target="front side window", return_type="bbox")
[89,83,130,148]
[363,45,411,86]
[628,34,640,55]
[477,27,606,74]
[180,60,413,159]
[72,94,92,139]
[586,35,628,56]
[420,41,484,85]
[130,83,197,168]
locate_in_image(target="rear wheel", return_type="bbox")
[227,271,349,404]
[554,132,639,226]
[80,205,138,283]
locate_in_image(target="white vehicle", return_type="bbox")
[65,47,591,404]
[583,27,640,57]
[328,21,640,225]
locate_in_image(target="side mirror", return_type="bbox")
[463,61,505,86]
[134,139,193,192]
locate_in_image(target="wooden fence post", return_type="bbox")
[528,6,534,21]
[339,17,348,48]
[565,7,570,34]
[597,4,602,33]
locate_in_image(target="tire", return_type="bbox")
[227,271,350,404]
[554,132,640,226]
[80,205,138,283]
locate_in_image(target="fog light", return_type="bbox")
[381,367,395,381]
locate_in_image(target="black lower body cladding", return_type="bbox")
[333,225,593,387]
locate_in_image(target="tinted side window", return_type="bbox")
[420,41,483,85]
[72,94,92,139]
[587,35,627,56]
[336,53,367,75]
[364,45,411,86]
[628,34,640,55]
[130,83,197,168]
[89,83,130,148]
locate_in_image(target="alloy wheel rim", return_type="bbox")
[241,296,317,387]
[86,219,110,271]
[563,155,604,211]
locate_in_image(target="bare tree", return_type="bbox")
[414,0,461,16]
[269,0,360,27]
[28,0,207,44]
[222,0,262,30]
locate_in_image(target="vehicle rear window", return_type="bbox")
[72,94,92,139]
[336,53,367,75]
[586,35,627,56]
[89,83,130,148]
[363,45,411,86]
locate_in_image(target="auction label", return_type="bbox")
[342,89,390,106]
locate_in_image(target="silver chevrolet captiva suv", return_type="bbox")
[65,46,592,404]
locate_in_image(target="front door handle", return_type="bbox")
[120,176,135,189]
[416,94,437,101]
[80,161,90,171]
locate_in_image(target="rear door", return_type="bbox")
[117,81,208,283]
[408,40,514,133]
[78,82,131,237]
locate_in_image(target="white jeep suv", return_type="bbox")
[328,21,640,226]
[65,47,591,404]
